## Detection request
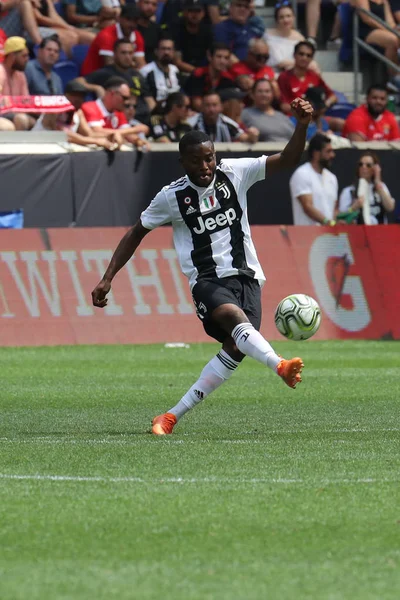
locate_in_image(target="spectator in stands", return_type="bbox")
[213,0,260,64]
[150,91,192,142]
[25,35,63,95]
[32,79,118,148]
[352,0,400,80]
[184,42,234,112]
[121,92,151,150]
[293,86,331,140]
[63,0,115,33]
[390,0,400,22]
[81,5,145,75]
[169,0,213,74]
[33,0,94,53]
[343,83,400,141]
[0,36,35,130]
[140,36,180,105]
[278,41,337,114]
[188,90,259,142]
[220,86,260,139]
[241,78,294,141]
[137,0,161,63]
[338,151,395,224]
[77,38,155,124]
[290,133,338,225]
[263,2,319,73]
[229,38,280,100]
[81,75,150,147]
[0,0,42,45]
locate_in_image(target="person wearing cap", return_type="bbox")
[241,78,294,142]
[184,42,234,112]
[81,5,145,75]
[136,0,161,64]
[291,86,331,141]
[32,79,119,149]
[168,0,213,74]
[25,35,63,96]
[188,89,258,143]
[150,91,192,142]
[0,36,35,130]
[213,0,260,64]
[220,86,259,139]
[229,38,279,101]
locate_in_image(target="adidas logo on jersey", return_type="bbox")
[186,205,196,215]
[193,208,237,234]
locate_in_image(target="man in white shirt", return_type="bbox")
[289,133,338,226]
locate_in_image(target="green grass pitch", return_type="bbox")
[1,341,400,599]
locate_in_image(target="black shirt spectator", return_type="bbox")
[137,0,162,63]
[150,92,192,141]
[169,0,213,73]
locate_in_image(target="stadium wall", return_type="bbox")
[0,146,399,226]
[0,225,399,346]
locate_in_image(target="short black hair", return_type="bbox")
[120,5,140,19]
[157,36,175,48]
[308,133,331,159]
[39,35,61,50]
[113,37,133,52]
[208,42,230,56]
[203,90,221,102]
[165,92,188,113]
[294,40,315,58]
[179,131,212,154]
[367,83,387,95]
[104,76,128,90]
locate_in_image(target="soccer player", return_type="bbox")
[91,97,313,435]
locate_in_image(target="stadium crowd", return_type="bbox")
[0,0,399,146]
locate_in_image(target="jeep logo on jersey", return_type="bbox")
[192,208,237,234]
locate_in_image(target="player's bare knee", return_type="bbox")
[212,303,249,334]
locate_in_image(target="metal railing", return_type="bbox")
[353,7,400,104]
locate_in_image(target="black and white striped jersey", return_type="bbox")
[140,156,268,289]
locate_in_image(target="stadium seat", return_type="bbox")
[326,102,357,119]
[54,61,79,91]
[71,44,90,74]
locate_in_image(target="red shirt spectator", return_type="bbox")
[0,30,7,63]
[229,61,275,83]
[278,68,333,105]
[81,7,145,75]
[81,98,128,129]
[343,104,399,141]
[186,65,234,96]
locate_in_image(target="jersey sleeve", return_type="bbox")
[222,156,267,191]
[289,167,311,199]
[81,103,103,127]
[134,30,145,57]
[277,71,292,104]
[98,29,114,57]
[140,189,172,230]
[388,113,400,140]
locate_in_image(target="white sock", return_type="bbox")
[232,322,281,371]
[168,350,239,421]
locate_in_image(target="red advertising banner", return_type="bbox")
[0,95,74,114]
[0,225,399,346]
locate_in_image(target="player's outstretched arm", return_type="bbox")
[91,220,150,308]
[266,98,313,177]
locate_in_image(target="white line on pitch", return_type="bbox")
[0,473,397,485]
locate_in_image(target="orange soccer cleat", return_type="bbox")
[152,412,177,435]
[277,357,304,389]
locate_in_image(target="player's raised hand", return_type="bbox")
[91,279,111,308]
[291,97,314,125]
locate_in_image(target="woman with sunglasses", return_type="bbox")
[263,1,320,72]
[338,152,395,224]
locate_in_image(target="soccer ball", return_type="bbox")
[274,294,321,341]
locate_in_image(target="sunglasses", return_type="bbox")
[252,53,269,61]
[124,103,136,108]
[359,161,374,167]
